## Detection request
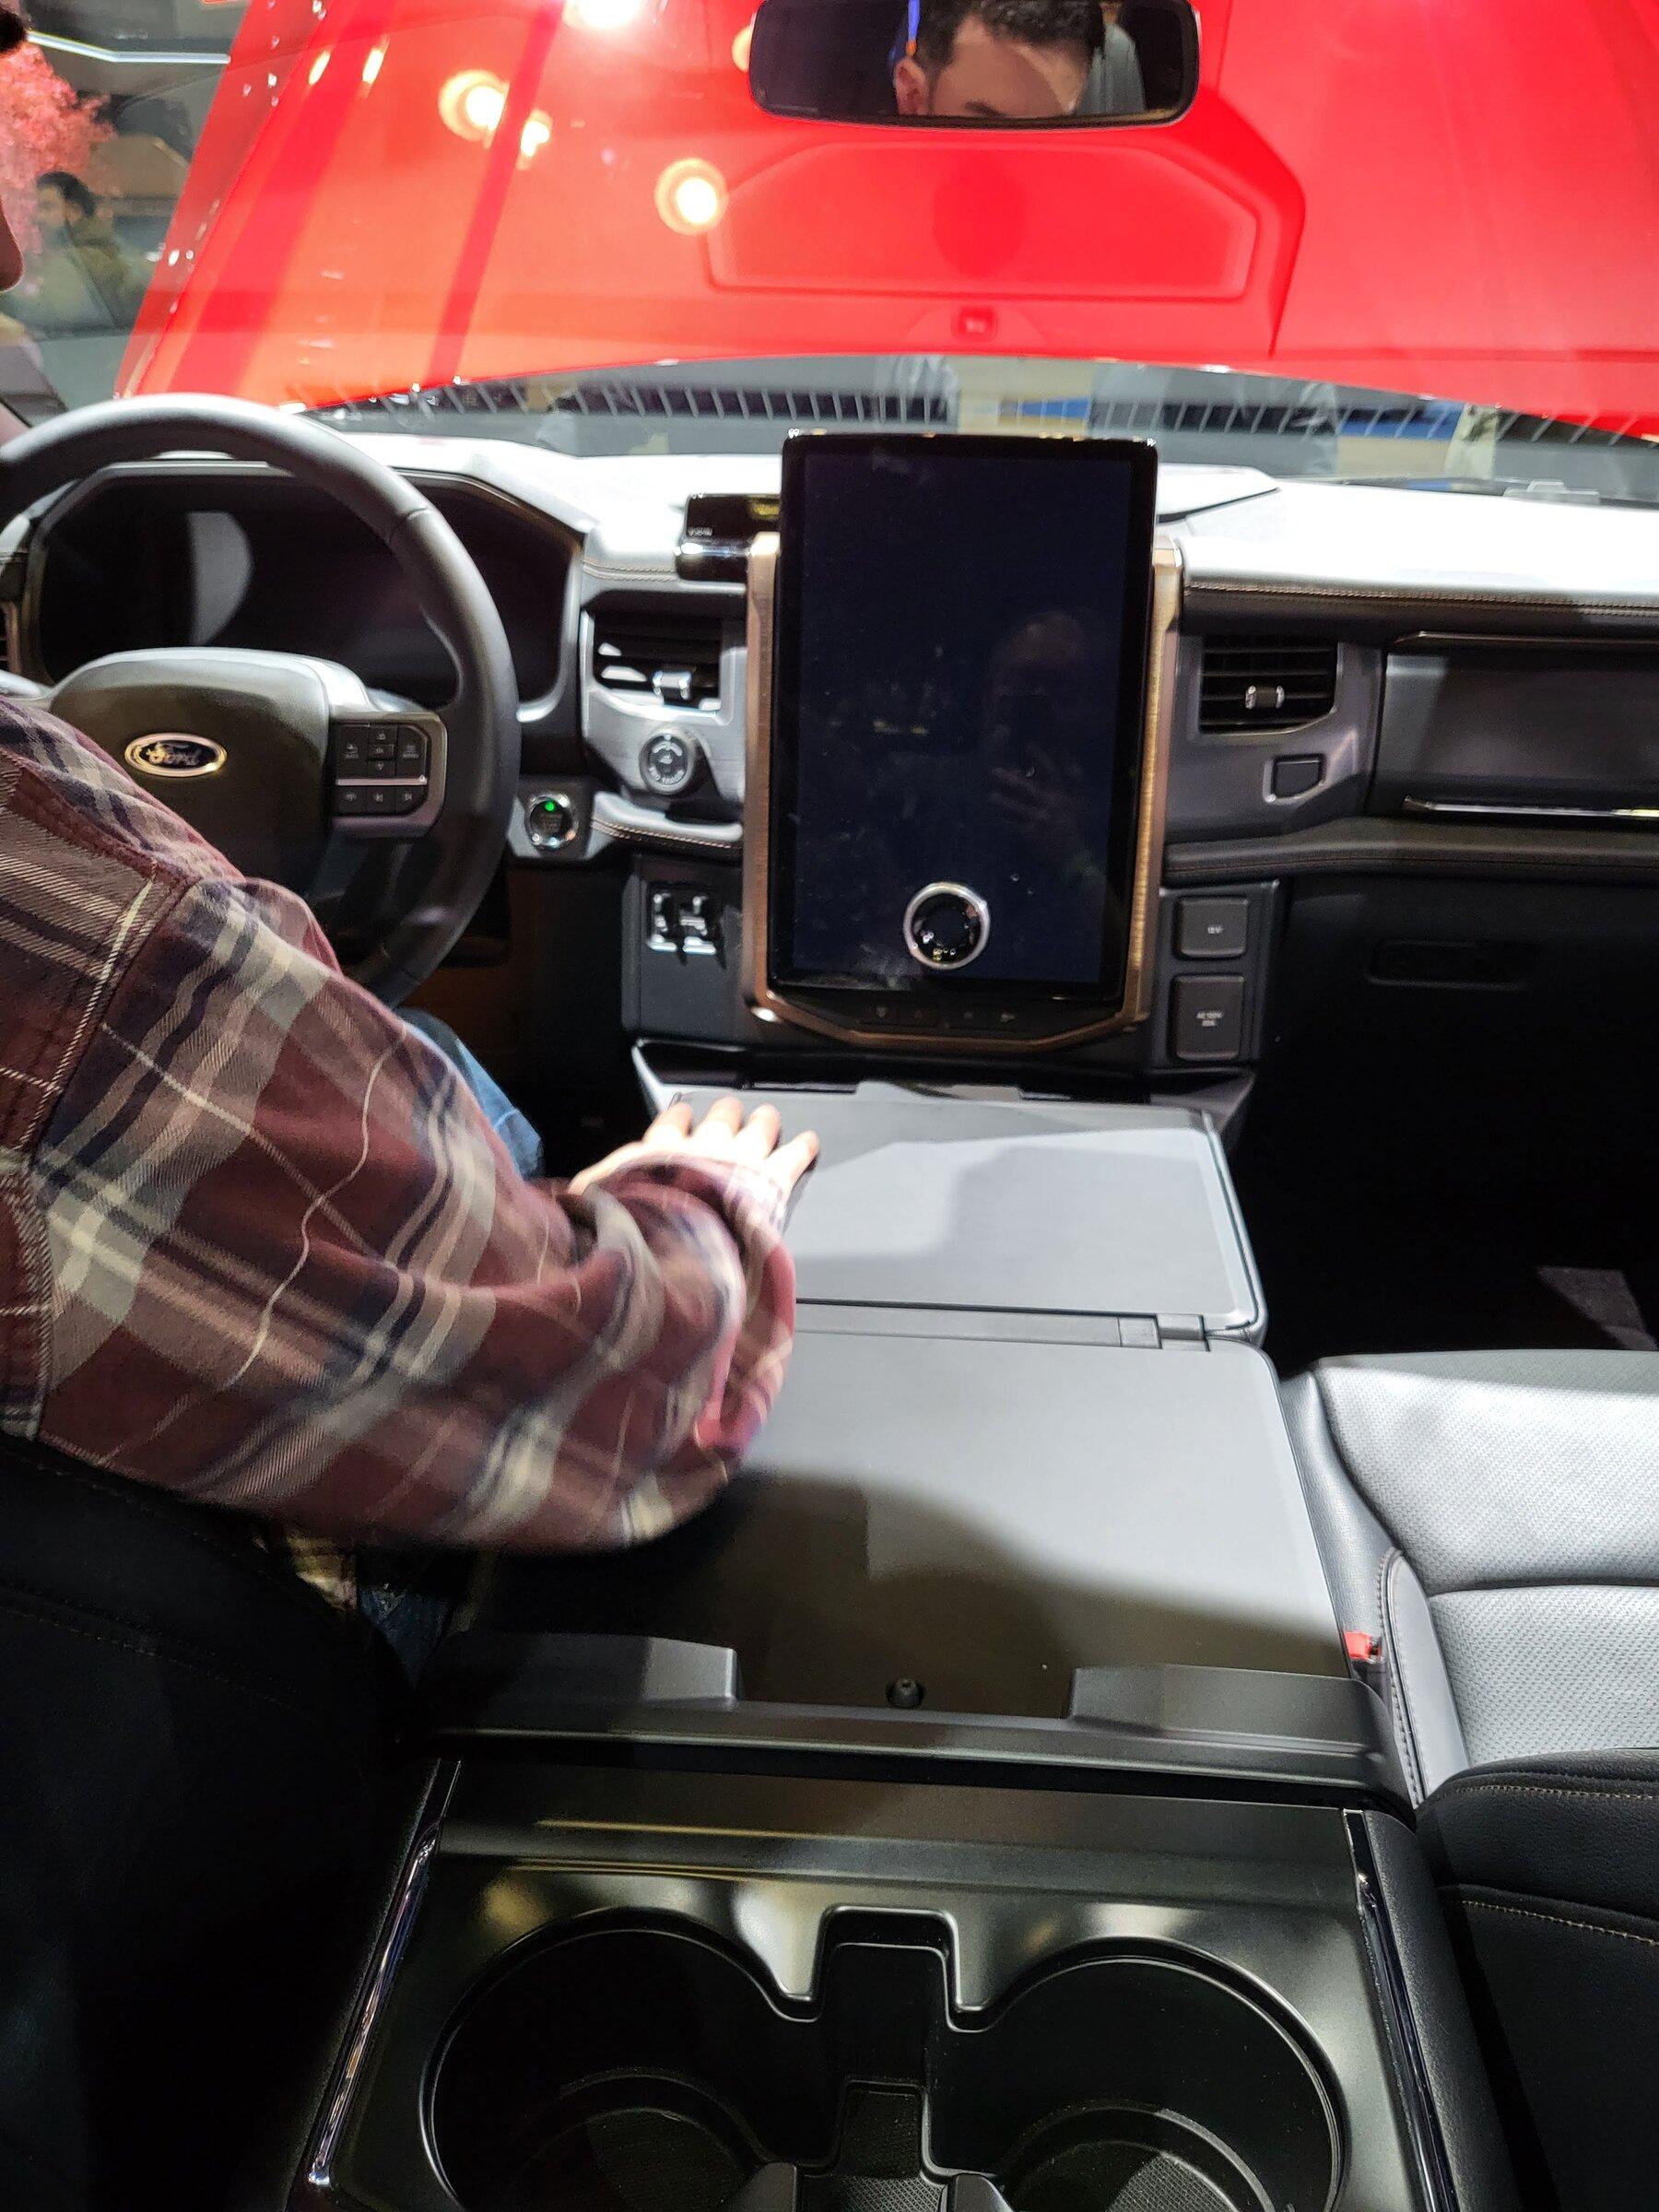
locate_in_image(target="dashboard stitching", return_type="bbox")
[1188,581,1659,616]
[602,820,740,856]
[1166,834,1659,881]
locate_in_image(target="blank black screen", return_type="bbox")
[771,435,1155,998]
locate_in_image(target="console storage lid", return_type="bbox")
[470,1325,1348,1748]
[635,1068,1265,1341]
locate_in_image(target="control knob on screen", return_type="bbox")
[903,883,991,971]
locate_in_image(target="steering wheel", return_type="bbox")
[0,395,520,1005]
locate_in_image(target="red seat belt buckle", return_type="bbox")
[1344,1630,1381,1665]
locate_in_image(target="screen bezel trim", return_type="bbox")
[744,437,1179,1053]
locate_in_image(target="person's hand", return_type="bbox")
[570,1094,819,1204]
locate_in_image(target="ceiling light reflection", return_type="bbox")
[568,0,645,27]
[655,157,728,236]
[439,67,509,143]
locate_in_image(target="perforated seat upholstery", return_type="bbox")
[1285,1350,1659,2212]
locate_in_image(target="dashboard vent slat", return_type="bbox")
[1199,637,1338,735]
[593,613,723,710]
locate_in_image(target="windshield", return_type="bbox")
[4,0,1657,501]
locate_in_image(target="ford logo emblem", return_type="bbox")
[124,734,228,781]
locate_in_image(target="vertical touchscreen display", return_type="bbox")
[769,434,1158,1001]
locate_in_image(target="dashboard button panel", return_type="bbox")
[647,883,722,956]
[1176,897,1250,961]
[1171,975,1247,1064]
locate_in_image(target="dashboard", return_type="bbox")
[26,466,578,712]
[7,433,1659,1083]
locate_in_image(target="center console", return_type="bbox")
[305,1765,1508,2212]
[287,442,1517,2212]
[290,1066,1515,2212]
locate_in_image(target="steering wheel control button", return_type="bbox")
[903,883,991,971]
[524,791,580,852]
[1176,897,1250,961]
[332,719,433,831]
[641,729,699,795]
[1171,975,1247,1064]
[1270,754,1324,800]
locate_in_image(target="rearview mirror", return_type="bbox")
[748,0,1199,128]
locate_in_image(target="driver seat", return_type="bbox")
[0,1430,395,2211]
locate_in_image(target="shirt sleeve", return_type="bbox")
[32,865,797,1551]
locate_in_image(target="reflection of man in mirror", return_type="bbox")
[893,0,1099,120]
[1086,2,1147,114]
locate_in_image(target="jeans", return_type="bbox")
[356,1010,545,1677]
[402,1009,546,1179]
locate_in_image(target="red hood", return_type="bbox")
[122,0,1659,436]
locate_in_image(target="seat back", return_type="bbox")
[0,1435,391,2210]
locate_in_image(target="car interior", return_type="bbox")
[3,6,1658,2212]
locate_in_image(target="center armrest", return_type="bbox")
[477,1319,1344,1719]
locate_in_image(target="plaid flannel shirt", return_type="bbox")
[0,701,795,1569]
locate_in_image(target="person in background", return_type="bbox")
[0,4,23,293]
[0,5,55,429]
[893,0,1099,121]
[13,168,147,333]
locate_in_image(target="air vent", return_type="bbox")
[593,612,723,711]
[1199,637,1338,735]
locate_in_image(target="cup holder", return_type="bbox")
[429,1917,1338,2212]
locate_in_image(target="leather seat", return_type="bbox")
[1285,1348,1659,1795]
[1286,1350,1659,2212]
[0,1433,397,2211]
